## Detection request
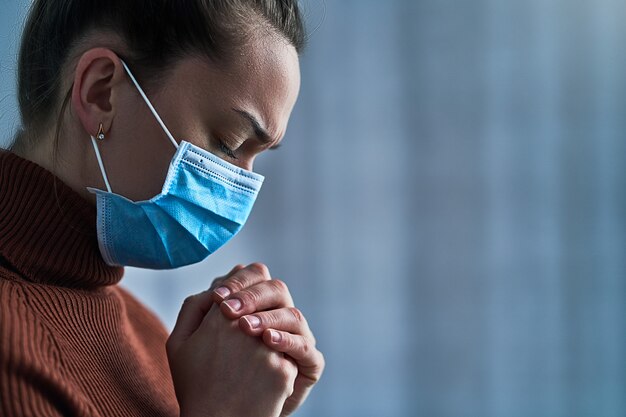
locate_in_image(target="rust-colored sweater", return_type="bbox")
[0,151,179,416]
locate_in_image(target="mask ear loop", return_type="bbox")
[90,135,112,193]
[120,59,179,150]
[88,58,178,194]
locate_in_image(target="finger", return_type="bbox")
[220,279,294,319]
[211,262,272,303]
[208,264,245,293]
[262,330,325,372]
[167,289,214,354]
[239,307,314,341]
[280,370,319,417]
[167,264,245,346]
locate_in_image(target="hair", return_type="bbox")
[11,0,306,153]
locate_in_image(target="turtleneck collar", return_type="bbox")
[0,150,124,288]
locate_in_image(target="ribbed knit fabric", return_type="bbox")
[0,150,179,417]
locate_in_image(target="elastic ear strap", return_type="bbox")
[90,135,112,193]
[120,59,179,150]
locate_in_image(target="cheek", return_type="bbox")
[104,113,176,201]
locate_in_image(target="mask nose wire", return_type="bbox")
[120,59,179,150]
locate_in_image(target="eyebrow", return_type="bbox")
[232,108,282,150]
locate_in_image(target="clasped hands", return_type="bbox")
[167,263,325,417]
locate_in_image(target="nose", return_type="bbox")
[236,156,255,172]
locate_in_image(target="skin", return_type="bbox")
[23,29,299,201]
[18,29,324,417]
[169,263,325,417]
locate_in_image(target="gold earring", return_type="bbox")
[97,123,105,140]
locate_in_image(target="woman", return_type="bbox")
[0,0,325,416]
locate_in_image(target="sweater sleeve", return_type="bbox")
[0,280,79,417]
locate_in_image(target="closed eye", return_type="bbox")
[218,141,238,160]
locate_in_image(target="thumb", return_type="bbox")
[167,289,214,354]
[167,264,245,354]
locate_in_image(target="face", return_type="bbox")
[67,32,300,202]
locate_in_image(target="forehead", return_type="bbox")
[167,36,301,139]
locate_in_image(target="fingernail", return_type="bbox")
[224,298,242,312]
[244,315,261,329]
[214,287,231,299]
[270,330,281,343]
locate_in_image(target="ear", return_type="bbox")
[71,48,125,139]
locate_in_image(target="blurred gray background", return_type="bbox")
[1,0,625,416]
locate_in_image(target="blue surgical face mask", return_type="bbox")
[87,59,264,269]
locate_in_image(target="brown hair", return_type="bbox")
[11,0,306,152]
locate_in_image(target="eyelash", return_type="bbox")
[218,140,238,160]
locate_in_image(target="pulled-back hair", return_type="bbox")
[12,0,306,151]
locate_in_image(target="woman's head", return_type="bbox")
[13,0,305,202]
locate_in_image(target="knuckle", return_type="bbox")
[284,358,298,380]
[209,277,225,290]
[297,339,310,357]
[286,335,300,352]
[313,350,325,376]
[268,310,284,327]
[288,307,303,323]
[263,351,282,372]
[248,262,270,279]
[182,294,196,305]
[279,333,292,349]
[232,263,246,272]
[272,278,289,294]
[238,288,260,307]
[266,354,296,386]
[224,273,248,292]
[315,351,326,379]
[282,370,296,396]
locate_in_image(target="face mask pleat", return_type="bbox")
[160,156,259,225]
[139,203,211,267]
[87,59,264,269]
[141,197,241,255]
[96,192,174,268]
